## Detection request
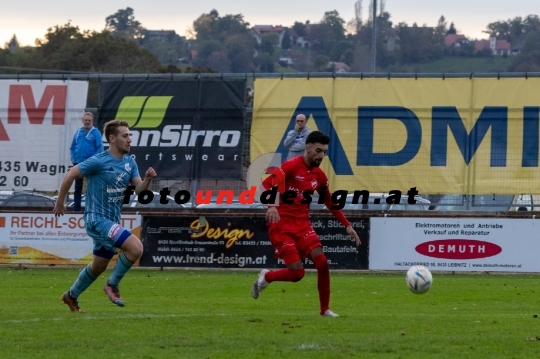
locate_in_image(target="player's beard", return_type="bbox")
[310,158,322,167]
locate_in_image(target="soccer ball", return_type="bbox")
[406,265,432,294]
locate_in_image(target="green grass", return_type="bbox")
[385,56,514,74]
[1,267,540,358]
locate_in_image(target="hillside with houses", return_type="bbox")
[2,7,540,75]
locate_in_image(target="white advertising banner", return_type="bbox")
[0,213,141,265]
[0,80,89,191]
[370,217,540,272]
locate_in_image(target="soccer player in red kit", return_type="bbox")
[252,130,361,317]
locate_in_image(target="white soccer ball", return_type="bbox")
[406,265,433,294]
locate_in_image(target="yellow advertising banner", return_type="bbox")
[251,77,540,194]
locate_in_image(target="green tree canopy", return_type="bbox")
[193,10,251,42]
[105,7,146,41]
[447,22,457,35]
[23,22,160,73]
[292,21,307,37]
[320,10,346,43]
[281,28,291,50]
[260,33,279,55]
[508,31,540,71]
[192,10,255,72]
[5,34,20,51]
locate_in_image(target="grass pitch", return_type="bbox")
[1,267,540,358]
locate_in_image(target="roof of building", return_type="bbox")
[252,25,286,36]
[444,34,468,47]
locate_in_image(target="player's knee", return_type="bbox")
[312,253,329,271]
[132,238,143,259]
[291,268,305,282]
[124,235,143,259]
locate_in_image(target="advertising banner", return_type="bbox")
[97,80,246,180]
[251,77,540,194]
[0,80,89,191]
[0,213,141,265]
[370,217,540,272]
[139,216,368,269]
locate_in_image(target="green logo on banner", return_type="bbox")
[116,96,173,128]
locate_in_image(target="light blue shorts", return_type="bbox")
[86,218,132,259]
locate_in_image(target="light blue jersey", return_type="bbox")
[78,151,140,224]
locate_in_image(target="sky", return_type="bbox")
[2,0,539,46]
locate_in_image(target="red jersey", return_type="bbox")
[262,156,350,226]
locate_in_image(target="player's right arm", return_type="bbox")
[262,168,283,223]
[262,161,293,223]
[53,166,84,216]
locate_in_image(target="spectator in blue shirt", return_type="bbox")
[69,112,103,211]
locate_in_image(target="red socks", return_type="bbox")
[312,254,330,314]
[265,268,305,282]
[265,253,330,314]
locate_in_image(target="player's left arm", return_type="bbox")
[131,167,157,195]
[319,179,361,246]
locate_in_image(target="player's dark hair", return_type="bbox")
[306,131,330,145]
[103,119,129,143]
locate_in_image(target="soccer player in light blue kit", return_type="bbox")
[54,119,157,312]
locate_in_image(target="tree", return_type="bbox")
[225,34,256,72]
[508,31,540,72]
[191,10,255,72]
[329,40,354,62]
[29,23,160,73]
[260,33,278,55]
[192,10,220,42]
[313,54,331,72]
[143,40,181,64]
[193,10,251,42]
[396,23,437,64]
[5,34,20,51]
[523,15,540,34]
[105,7,145,41]
[340,48,355,65]
[34,23,89,67]
[434,16,448,40]
[447,22,457,35]
[320,10,346,42]
[292,21,307,37]
[281,28,291,50]
[204,51,231,73]
[431,16,447,59]
[256,53,275,72]
[193,40,228,71]
[484,15,540,45]
[484,20,510,40]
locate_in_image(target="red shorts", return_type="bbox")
[268,216,321,263]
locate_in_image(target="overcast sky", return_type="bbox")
[3,0,539,46]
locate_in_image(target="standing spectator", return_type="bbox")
[283,114,311,160]
[55,119,157,312]
[252,131,361,317]
[70,112,103,211]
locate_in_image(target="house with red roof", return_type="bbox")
[475,36,512,56]
[251,25,288,48]
[444,34,470,48]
